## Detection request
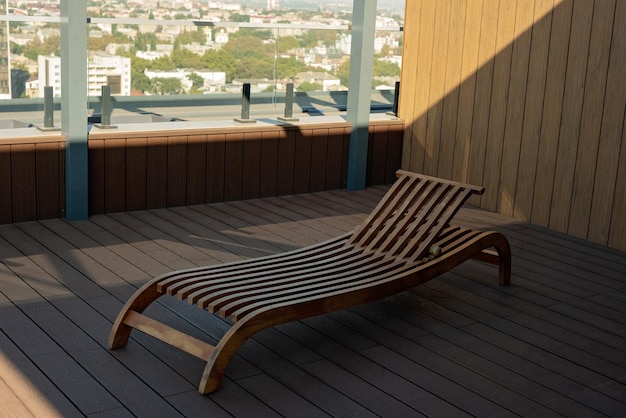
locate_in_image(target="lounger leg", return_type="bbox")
[493,233,512,285]
[470,232,512,285]
[108,279,163,349]
[198,318,258,395]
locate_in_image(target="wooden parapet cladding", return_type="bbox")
[108,170,511,394]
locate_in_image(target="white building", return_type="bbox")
[38,54,131,98]
[144,69,226,93]
[296,72,341,92]
[87,55,131,96]
[38,55,61,97]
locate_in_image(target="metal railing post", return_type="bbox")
[278,82,299,122]
[387,81,400,117]
[234,83,256,123]
[95,85,117,129]
[38,86,60,131]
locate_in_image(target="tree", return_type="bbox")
[149,77,184,95]
[297,81,323,92]
[135,32,157,51]
[171,48,203,68]
[373,59,400,77]
[187,73,205,89]
[229,13,250,22]
[277,35,298,53]
[23,35,61,61]
[132,72,152,93]
[201,49,237,81]
[234,55,274,79]
[336,59,350,87]
[175,28,207,46]
[223,36,272,59]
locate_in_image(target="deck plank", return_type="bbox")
[1,187,625,417]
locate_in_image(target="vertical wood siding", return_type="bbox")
[0,138,66,224]
[0,121,402,225]
[399,0,626,251]
[86,121,402,217]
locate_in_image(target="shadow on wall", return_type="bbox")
[399,0,625,250]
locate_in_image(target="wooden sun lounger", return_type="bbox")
[108,170,511,394]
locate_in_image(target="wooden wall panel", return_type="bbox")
[549,0,594,233]
[385,123,404,184]
[608,110,626,251]
[205,133,225,203]
[589,0,626,245]
[398,0,420,170]
[452,0,482,184]
[146,136,168,209]
[466,0,499,207]
[400,0,626,250]
[368,125,388,185]
[497,0,533,217]
[88,139,105,215]
[276,130,295,195]
[242,131,262,200]
[186,135,207,205]
[259,131,279,198]
[531,0,572,227]
[481,0,516,212]
[326,127,346,190]
[35,142,62,220]
[166,136,188,207]
[513,0,554,221]
[437,0,466,181]
[0,145,13,223]
[293,128,312,194]
[309,127,329,193]
[125,137,147,211]
[567,0,616,239]
[11,144,36,223]
[1,120,401,225]
[224,132,244,201]
[104,138,126,213]
[340,126,351,188]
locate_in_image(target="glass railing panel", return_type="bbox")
[2,1,403,124]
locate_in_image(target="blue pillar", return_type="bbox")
[346,0,377,190]
[61,0,89,219]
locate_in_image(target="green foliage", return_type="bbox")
[298,30,337,48]
[335,59,350,86]
[231,28,273,41]
[223,36,272,59]
[23,35,60,61]
[131,71,152,93]
[277,36,298,53]
[149,77,184,95]
[175,28,207,46]
[297,81,323,92]
[89,33,129,51]
[171,48,203,68]
[373,59,400,77]
[234,55,274,79]
[201,49,237,81]
[187,73,205,89]
[276,57,309,80]
[229,13,250,23]
[10,42,23,55]
[149,56,177,71]
[135,32,157,52]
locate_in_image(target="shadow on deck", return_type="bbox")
[1,186,625,417]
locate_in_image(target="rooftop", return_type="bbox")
[1,186,625,416]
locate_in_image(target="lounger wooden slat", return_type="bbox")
[109,170,511,394]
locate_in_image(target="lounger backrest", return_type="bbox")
[348,170,485,262]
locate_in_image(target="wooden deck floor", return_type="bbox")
[1,186,625,417]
